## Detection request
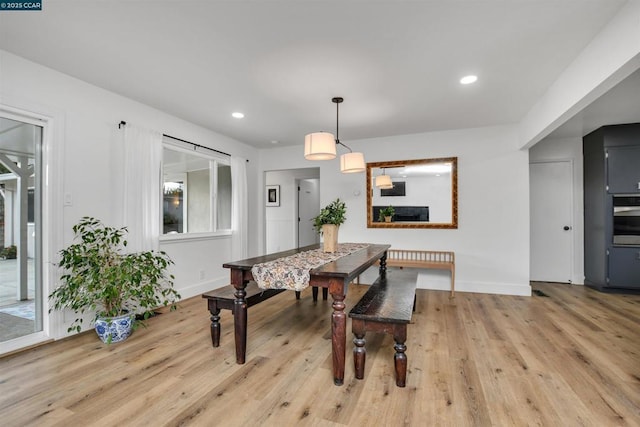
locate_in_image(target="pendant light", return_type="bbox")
[375,168,393,189]
[304,97,366,173]
[304,132,336,160]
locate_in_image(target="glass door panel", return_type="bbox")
[0,116,42,342]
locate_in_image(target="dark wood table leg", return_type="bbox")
[330,279,347,385]
[231,269,248,364]
[312,287,328,302]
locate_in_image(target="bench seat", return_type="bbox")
[348,270,417,387]
[202,282,327,347]
[202,282,285,347]
[382,249,455,297]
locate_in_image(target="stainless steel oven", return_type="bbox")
[613,195,640,245]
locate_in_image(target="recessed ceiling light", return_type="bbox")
[460,75,478,85]
[270,140,279,144]
[232,112,245,119]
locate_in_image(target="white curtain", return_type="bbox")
[231,156,248,260]
[122,124,162,252]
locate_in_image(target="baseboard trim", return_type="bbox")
[417,279,531,296]
[178,277,228,300]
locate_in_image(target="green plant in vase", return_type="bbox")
[379,205,395,222]
[312,198,347,252]
[49,217,180,343]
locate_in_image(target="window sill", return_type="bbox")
[159,230,232,244]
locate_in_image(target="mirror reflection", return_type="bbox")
[366,157,458,229]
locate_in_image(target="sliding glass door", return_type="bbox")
[0,115,42,343]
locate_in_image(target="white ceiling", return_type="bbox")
[0,1,636,148]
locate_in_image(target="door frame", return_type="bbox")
[0,103,62,354]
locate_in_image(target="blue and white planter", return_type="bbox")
[94,313,134,344]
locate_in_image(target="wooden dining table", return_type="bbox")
[223,243,390,386]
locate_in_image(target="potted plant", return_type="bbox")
[0,245,17,259]
[312,198,347,252]
[49,217,181,343]
[379,205,395,222]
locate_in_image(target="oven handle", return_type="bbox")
[613,207,640,215]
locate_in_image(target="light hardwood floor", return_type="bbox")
[1,281,639,426]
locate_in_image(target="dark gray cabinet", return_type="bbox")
[607,146,640,193]
[583,123,640,291]
[608,247,640,288]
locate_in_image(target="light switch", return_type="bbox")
[64,193,73,206]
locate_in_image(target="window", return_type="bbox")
[162,138,232,236]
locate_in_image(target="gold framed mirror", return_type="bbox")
[366,157,458,229]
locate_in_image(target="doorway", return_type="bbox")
[0,115,43,342]
[530,160,573,283]
[264,168,319,253]
[297,178,320,248]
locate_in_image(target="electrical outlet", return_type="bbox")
[199,270,205,280]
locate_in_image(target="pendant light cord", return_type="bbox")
[333,97,353,153]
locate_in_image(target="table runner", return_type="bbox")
[251,243,369,291]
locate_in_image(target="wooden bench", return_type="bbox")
[348,271,417,387]
[202,282,327,347]
[383,249,455,297]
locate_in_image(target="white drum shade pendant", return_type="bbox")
[303,97,365,173]
[375,168,393,189]
[304,132,336,160]
[340,152,365,173]
[375,174,393,189]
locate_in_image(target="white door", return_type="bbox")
[530,161,573,283]
[297,179,319,248]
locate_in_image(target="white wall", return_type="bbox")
[0,50,260,340]
[529,136,585,284]
[260,125,531,296]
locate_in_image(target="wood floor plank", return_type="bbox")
[1,283,640,426]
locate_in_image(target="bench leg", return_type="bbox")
[450,268,455,298]
[209,307,222,347]
[312,286,318,302]
[393,325,408,387]
[322,287,328,300]
[352,319,366,380]
[295,291,301,300]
